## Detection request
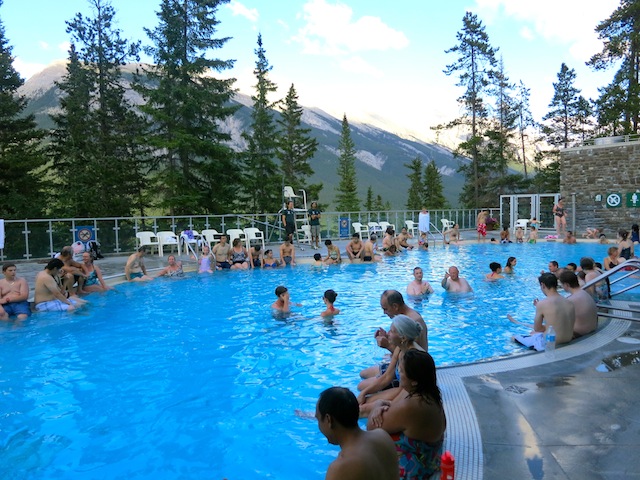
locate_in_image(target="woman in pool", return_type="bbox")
[603,246,622,271]
[80,252,112,292]
[617,229,634,261]
[367,349,446,480]
[230,238,250,270]
[320,289,340,318]
[198,245,214,273]
[503,257,517,274]
[357,315,424,415]
[157,254,184,278]
[262,249,280,268]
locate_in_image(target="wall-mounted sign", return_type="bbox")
[627,192,640,208]
[595,194,602,202]
[606,193,622,208]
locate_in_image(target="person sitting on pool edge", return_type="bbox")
[125,247,153,282]
[279,238,296,266]
[34,259,81,312]
[321,289,340,317]
[0,263,31,320]
[346,232,363,261]
[315,387,399,480]
[367,350,446,480]
[558,270,598,338]
[508,273,575,351]
[324,239,341,265]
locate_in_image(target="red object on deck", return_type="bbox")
[440,451,455,480]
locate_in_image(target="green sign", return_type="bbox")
[627,192,640,208]
[606,193,622,208]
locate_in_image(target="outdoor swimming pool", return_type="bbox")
[0,241,622,478]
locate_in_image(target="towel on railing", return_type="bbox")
[0,219,4,249]
[418,211,430,233]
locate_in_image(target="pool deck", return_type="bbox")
[4,233,640,479]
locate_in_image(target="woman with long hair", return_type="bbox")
[367,349,446,479]
[504,256,517,274]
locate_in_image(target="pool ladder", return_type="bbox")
[584,259,640,321]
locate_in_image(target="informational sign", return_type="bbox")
[606,193,622,208]
[627,192,640,208]
[339,218,350,238]
[75,226,95,243]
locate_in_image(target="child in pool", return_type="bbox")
[312,253,323,266]
[321,289,340,318]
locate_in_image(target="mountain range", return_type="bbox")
[19,62,467,208]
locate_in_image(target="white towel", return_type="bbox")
[418,212,430,233]
[0,219,4,249]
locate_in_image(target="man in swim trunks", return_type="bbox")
[396,227,414,250]
[441,266,473,292]
[406,267,434,296]
[362,235,379,262]
[125,247,154,281]
[281,200,296,242]
[346,232,363,260]
[212,234,232,269]
[477,210,488,240]
[34,259,78,312]
[0,264,31,320]
[279,238,296,266]
[315,387,399,480]
[508,273,575,350]
[559,270,598,338]
[56,246,86,295]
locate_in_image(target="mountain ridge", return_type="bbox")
[19,62,467,208]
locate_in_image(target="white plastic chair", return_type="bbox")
[283,186,301,200]
[136,232,159,254]
[352,222,369,240]
[297,224,312,244]
[244,227,265,250]
[226,228,246,246]
[405,220,418,237]
[513,219,529,235]
[156,231,179,257]
[441,219,455,231]
[379,221,396,234]
[367,222,383,237]
[201,229,222,247]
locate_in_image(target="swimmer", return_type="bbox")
[321,289,340,317]
[527,225,538,244]
[563,230,577,244]
[272,285,291,313]
[406,267,434,296]
[262,249,280,268]
[383,244,398,257]
[503,257,516,274]
[312,253,323,266]
[157,254,184,278]
[441,266,473,292]
[485,262,504,281]
[418,232,429,250]
[515,226,524,243]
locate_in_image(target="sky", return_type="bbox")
[0,0,621,142]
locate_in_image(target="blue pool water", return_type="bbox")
[0,242,625,478]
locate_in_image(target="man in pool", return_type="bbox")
[0,264,31,320]
[272,285,291,313]
[315,387,399,480]
[125,247,153,281]
[34,259,79,312]
[541,260,563,278]
[559,270,598,338]
[508,273,575,351]
[406,267,434,296]
[375,290,427,351]
[441,266,473,292]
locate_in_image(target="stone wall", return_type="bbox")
[560,142,640,236]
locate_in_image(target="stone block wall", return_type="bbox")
[560,143,640,236]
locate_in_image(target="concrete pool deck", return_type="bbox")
[4,233,640,479]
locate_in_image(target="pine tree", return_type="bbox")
[443,11,498,208]
[515,80,536,177]
[276,83,321,200]
[50,0,148,217]
[405,157,424,210]
[364,186,374,211]
[334,114,360,211]
[242,34,281,213]
[589,1,640,134]
[136,0,238,215]
[543,63,582,148]
[0,3,46,219]
[423,160,447,209]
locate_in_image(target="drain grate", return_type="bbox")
[504,384,528,394]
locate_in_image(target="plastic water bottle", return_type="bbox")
[545,325,556,358]
[440,451,455,480]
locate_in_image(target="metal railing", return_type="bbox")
[0,208,499,262]
[583,259,640,321]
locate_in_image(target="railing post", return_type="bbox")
[23,220,32,260]
[114,219,121,253]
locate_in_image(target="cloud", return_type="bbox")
[474,0,619,61]
[39,41,50,50]
[12,58,47,80]
[58,41,71,53]
[226,0,258,22]
[338,56,383,77]
[293,0,409,56]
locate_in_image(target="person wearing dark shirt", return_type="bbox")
[282,200,296,242]
[308,201,321,250]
